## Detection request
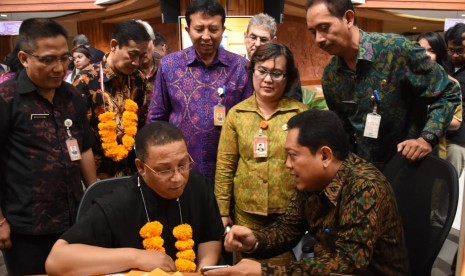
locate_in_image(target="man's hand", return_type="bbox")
[205,259,261,276]
[134,250,176,272]
[224,225,256,253]
[397,137,432,161]
[0,220,12,250]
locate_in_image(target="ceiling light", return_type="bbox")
[413,26,417,30]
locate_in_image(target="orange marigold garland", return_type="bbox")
[98,99,138,162]
[139,221,196,272]
[173,224,196,272]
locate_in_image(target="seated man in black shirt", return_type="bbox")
[46,122,223,275]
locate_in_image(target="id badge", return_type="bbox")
[66,138,82,161]
[254,135,268,158]
[363,113,381,139]
[213,105,226,126]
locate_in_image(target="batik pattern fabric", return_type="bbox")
[253,153,409,275]
[147,46,253,182]
[0,70,94,235]
[323,29,461,169]
[215,95,308,216]
[73,55,150,177]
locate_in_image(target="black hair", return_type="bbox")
[305,0,356,25]
[135,122,186,161]
[416,32,453,75]
[5,42,23,75]
[112,20,151,47]
[185,0,226,27]
[18,18,68,52]
[287,110,350,160]
[248,42,299,96]
[445,23,465,46]
[154,31,166,46]
[71,45,94,63]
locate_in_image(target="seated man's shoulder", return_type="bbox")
[345,155,391,194]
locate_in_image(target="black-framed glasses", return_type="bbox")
[246,35,271,44]
[25,51,73,66]
[253,68,287,81]
[142,155,194,178]
[448,48,465,56]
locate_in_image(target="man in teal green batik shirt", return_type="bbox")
[306,0,461,170]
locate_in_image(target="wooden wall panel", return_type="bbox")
[77,19,114,54]
[227,0,263,15]
[358,17,383,32]
[0,36,15,64]
[277,15,330,83]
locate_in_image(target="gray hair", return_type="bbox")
[136,20,155,40]
[246,13,277,38]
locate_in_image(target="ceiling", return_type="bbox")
[1,0,465,35]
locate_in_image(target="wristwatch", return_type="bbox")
[420,131,438,147]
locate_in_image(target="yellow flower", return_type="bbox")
[176,249,196,262]
[173,223,193,240]
[175,239,194,251]
[142,236,165,251]
[97,100,138,162]
[140,221,163,238]
[175,258,196,272]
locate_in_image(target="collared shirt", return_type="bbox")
[147,46,253,182]
[323,29,461,169]
[215,95,307,216]
[73,55,150,176]
[0,72,15,84]
[0,70,94,235]
[253,153,409,275]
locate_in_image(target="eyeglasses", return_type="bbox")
[25,51,73,66]
[253,68,286,81]
[142,155,194,178]
[246,35,270,44]
[448,48,465,56]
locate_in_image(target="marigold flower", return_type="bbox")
[176,249,196,262]
[97,101,138,162]
[142,236,165,251]
[175,239,194,251]
[175,258,196,272]
[140,221,163,238]
[173,224,193,240]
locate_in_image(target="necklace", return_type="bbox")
[137,177,196,272]
[97,63,138,162]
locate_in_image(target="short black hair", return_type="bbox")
[135,122,186,161]
[112,20,151,47]
[18,18,68,52]
[185,0,226,27]
[445,23,465,46]
[154,31,166,46]
[305,0,355,24]
[248,42,299,96]
[287,110,350,160]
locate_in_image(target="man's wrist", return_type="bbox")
[244,238,259,254]
[420,131,438,147]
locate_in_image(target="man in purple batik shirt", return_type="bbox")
[147,0,253,183]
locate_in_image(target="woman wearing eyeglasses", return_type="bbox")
[214,42,307,265]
